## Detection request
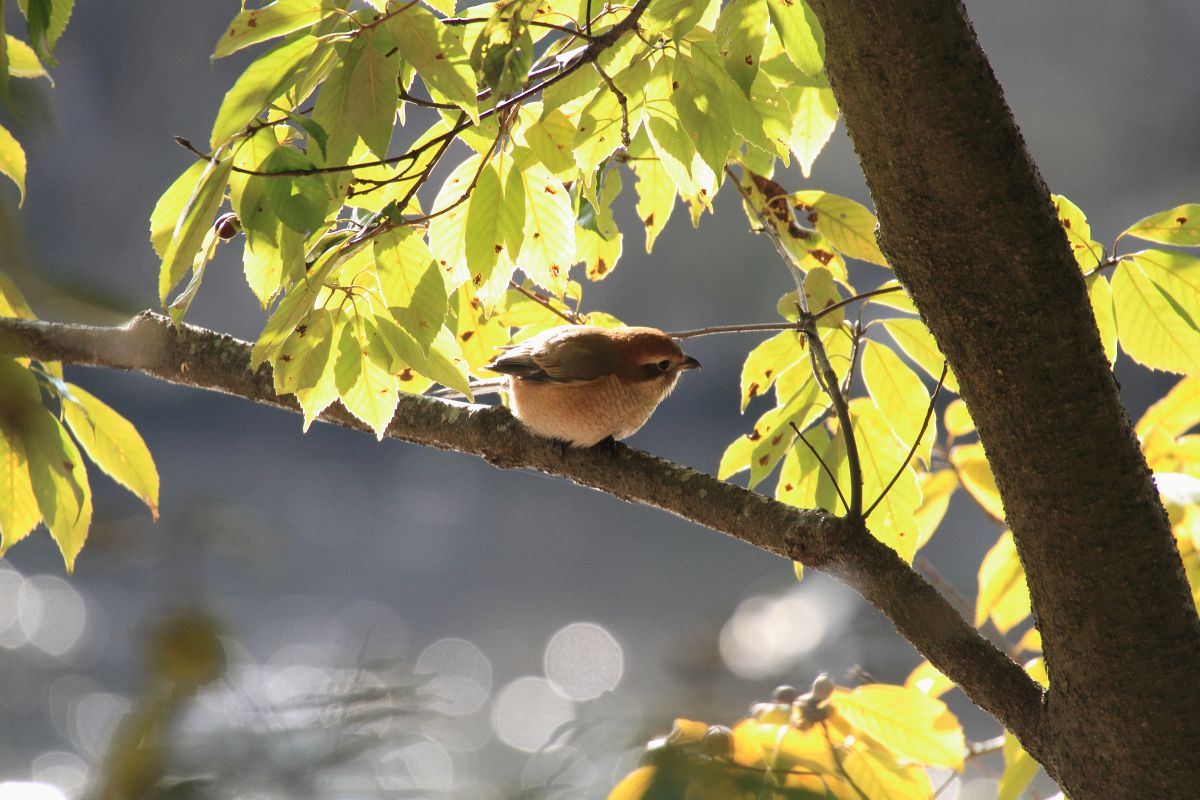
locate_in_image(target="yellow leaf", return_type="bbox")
[852,398,921,562]
[0,122,27,206]
[943,399,975,438]
[606,765,656,800]
[1137,376,1200,439]
[0,432,41,551]
[832,684,965,771]
[428,155,482,292]
[1120,203,1200,247]
[913,468,957,551]
[997,732,1040,800]
[861,340,934,466]
[1014,627,1042,655]
[516,163,575,295]
[904,660,954,699]
[975,530,1031,634]
[0,271,36,319]
[785,84,837,178]
[881,318,960,393]
[739,331,806,411]
[24,407,93,571]
[1086,272,1118,366]
[839,739,935,800]
[948,442,1005,522]
[630,152,677,254]
[1051,194,1105,269]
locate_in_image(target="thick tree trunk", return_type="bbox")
[807,0,1200,795]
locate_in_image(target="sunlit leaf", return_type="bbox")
[739,331,806,411]
[0,431,40,551]
[785,85,837,178]
[975,530,1031,633]
[273,307,335,396]
[60,384,159,518]
[1051,194,1104,269]
[839,739,934,800]
[374,227,449,352]
[748,379,824,489]
[852,398,922,562]
[833,684,965,771]
[948,441,1005,522]
[997,732,1040,800]
[524,107,577,177]
[1130,249,1200,342]
[1086,271,1117,366]
[766,0,823,75]
[904,660,954,700]
[5,34,47,79]
[0,122,28,206]
[0,271,36,320]
[428,154,483,291]
[260,146,333,234]
[24,405,92,571]
[1111,257,1200,374]
[1121,203,1200,247]
[515,162,575,295]
[210,35,324,148]
[371,317,472,397]
[347,32,399,158]
[715,0,768,95]
[913,468,957,551]
[213,0,334,59]
[335,321,399,440]
[157,157,233,305]
[386,3,479,121]
[1136,376,1200,440]
[943,399,975,438]
[629,145,676,253]
[881,317,961,393]
[792,191,886,266]
[861,340,934,466]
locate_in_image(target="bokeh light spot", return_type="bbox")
[543,622,623,700]
[490,676,575,752]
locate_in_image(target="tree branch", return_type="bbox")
[0,311,1044,751]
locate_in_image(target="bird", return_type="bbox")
[484,325,701,448]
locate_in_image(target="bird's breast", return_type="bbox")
[509,374,678,447]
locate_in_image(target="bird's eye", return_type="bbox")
[656,359,672,371]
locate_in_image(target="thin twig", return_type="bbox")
[593,61,631,147]
[671,322,799,339]
[791,421,849,515]
[863,361,948,519]
[814,285,905,321]
[509,281,582,325]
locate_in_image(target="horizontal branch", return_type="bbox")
[0,311,1046,751]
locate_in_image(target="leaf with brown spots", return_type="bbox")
[1120,203,1200,247]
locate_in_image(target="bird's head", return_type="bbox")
[610,327,702,384]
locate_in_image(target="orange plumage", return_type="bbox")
[486,325,700,447]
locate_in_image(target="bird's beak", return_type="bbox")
[681,355,702,371]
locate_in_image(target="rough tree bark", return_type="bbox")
[806,0,1200,796]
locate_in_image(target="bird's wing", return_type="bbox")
[487,329,617,382]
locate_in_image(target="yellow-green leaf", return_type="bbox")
[833,684,965,771]
[739,331,806,411]
[861,340,934,466]
[1086,271,1118,366]
[975,530,1030,633]
[630,150,676,253]
[997,732,1040,800]
[337,321,399,440]
[1112,257,1200,374]
[213,0,334,59]
[785,84,836,178]
[792,190,886,266]
[839,740,935,800]
[0,432,41,551]
[516,163,575,295]
[913,467,957,551]
[765,0,823,75]
[374,226,448,352]
[852,398,922,562]
[904,660,954,700]
[273,307,335,396]
[0,271,36,319]
[1121,203,1200,247]
[464,161,504,285]
[524,107,577,177]
[1051,193,1104,269]
[943,398,975,438]
[60,384,159,518]
[1131,249,1200,337]
[5,35,47,79]
[210,35,324,148]
[948,441,1005,522]
[881,317,961,393]
[0,122,27,206]
[1136,375,1200,440]
[347,34,399,158]
[428,154,481,291]
[157,158,233,305]
[387,4,478,121]
[715,0,768,95]
[24,407,92,571]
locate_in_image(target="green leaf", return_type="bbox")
[157,157,233,305]
[428,154,482,291]
[0,122,27,206]
[273,307,335,395]
[1131,249,1200,331]
[715,0,768,95]
[740,331,806,410]
[24,405,91,571]
[851,397,922,562]
[21,0,72,67]
[261,146,332,234]
[166,224,222,324]
[1120,203,1200,247]
[295,311,343,431]
[1051,193,1104,269]
[573,79,629,173]
[642,55,700,197]
[214,0,335,59]
[369,315,472,397]
[975,530,1031,633]
[470,5,535,95]
[5,35,48,79]
[1086,272,1117,366]
[766,0,823,75]
[672,47,738,174]
[515,162,575,294]
[861,340,934,466]
[386,3,479,121]
[347,33,399,158]
[210,35,324,149]
[792,191,886,266]
[880,318,960,393]
[373,226,448,352]
[60,384,159,518]
[310,41,361,168]
[1111,257,1200,374]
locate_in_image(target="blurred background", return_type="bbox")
[0,2,1195,798]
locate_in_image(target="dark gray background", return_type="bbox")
[1,2,1195,797]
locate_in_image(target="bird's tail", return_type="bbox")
[428,378,508,400]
